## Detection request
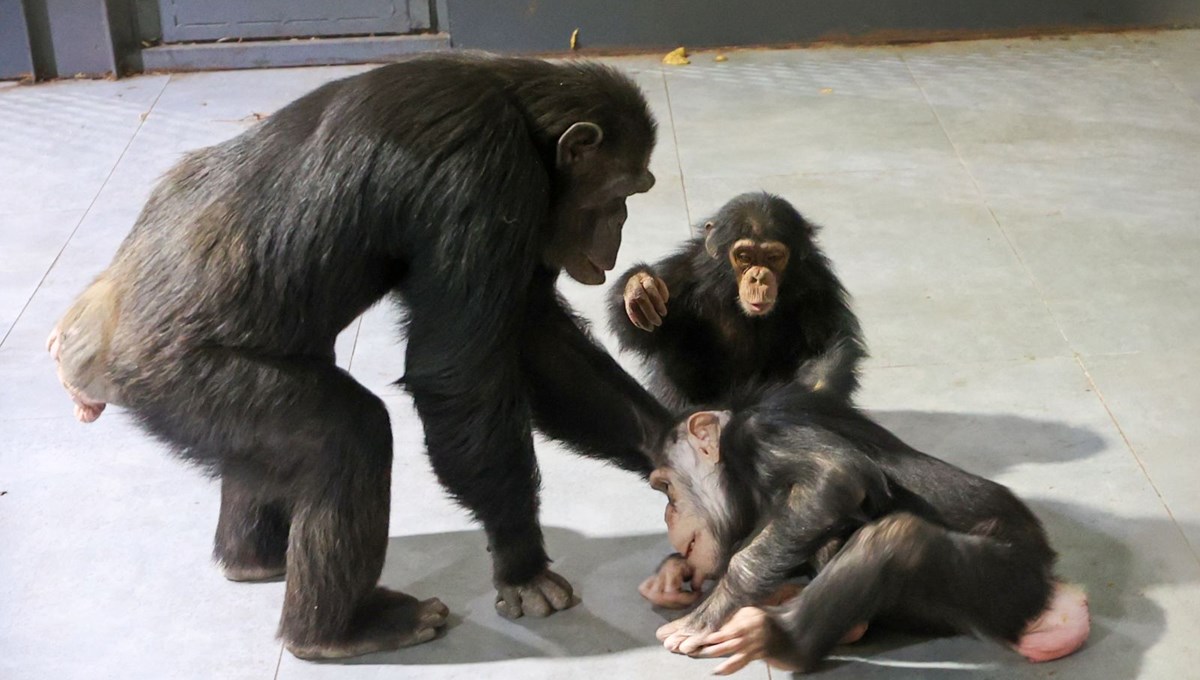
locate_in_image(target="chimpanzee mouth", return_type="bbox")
[684,535,697,559]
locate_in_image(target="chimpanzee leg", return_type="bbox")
[214,473,290,582]
[142,352,447,659]
[404,309,575,620]
[522,299,672,475]
[766,513,1054,672]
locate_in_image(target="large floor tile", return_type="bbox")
[683,169,1070,366]
[664,48,962,178]
[4,29,1200,680]
[1084,349,1200,552]
[0,77,169,214]
[989,202,1200,356]
[0,210,84,341]
[1132,29,1200,103]
[0,416,285,680]
[852,358,1200,679]
[906,34,1195,127]
[276,438,769,680]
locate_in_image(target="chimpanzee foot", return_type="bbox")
[1013,582,1090,662]
[286,588,449,660]
[495,569,578,619]
[221,561,286,582]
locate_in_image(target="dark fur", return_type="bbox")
[608,192,865,412]
[75,55,672,653]
[674,385,1058,672]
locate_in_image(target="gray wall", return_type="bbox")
[0,0,35,79]
[445,0,1200,52]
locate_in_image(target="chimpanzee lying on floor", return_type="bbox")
[643,374,1090,674]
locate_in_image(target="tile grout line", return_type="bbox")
[899,54,1075,352]
[903,52,1200,569]
[271,640,285,680]
[343,316,365,371]
[1073,354,1200,567]
[0,75,173,351]
[659,68,694,232]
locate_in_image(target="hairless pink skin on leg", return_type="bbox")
[46,328,107,423]
[1014,582,1090,662]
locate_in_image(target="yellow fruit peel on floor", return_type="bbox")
[663,47,690,65]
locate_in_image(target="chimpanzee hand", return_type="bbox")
[495,569,579,619]
[656,607,720,656]
[639,554,703,608]
[623,271,669,331]
[693,607,798,675]
[656,581,748,655]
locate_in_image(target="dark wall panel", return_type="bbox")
[1,0,35,79]
[445,0,1200,52]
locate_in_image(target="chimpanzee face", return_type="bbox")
[725,237,790,317]
[648,411,732,579]
[705,225,792,317]
[545,122,656,285]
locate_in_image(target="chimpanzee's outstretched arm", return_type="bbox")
[524,277,673,475]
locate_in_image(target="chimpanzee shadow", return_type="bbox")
[335,527,671,665]
[868,410,1107,478]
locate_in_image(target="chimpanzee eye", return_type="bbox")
[736,251,751,264]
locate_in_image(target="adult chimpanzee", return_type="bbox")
[645,378,1090,674]
[46,54,674,660]
[607,192,865,413]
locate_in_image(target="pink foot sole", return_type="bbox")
[1014,582,1090,662]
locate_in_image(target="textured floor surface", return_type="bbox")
[2,30,1199,680]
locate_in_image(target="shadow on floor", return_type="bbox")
[786,501,1194,679]
[870,409,1107,478]
[329,410,1182,676]
[325,527,666,666]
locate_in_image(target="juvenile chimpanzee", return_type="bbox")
[607,192,865,413]
[47,54,674,659]
[646,379,1090,674]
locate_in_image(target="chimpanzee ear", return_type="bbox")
[703,222,719,258]
[686,410,725,463]
[557,121,604,168]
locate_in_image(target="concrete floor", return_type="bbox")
[2,30,1199,680]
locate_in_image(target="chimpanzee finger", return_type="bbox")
[635,294,662,327]
[664,632,693,653]
[656,590,700,608]
[641,277,668,317]
[654,276,670,305]
[625,300,651,331]
[657,619,685,641]
[695,626,741,647]
[693,637,750,658]
[714,652,753,676]
[678,631,711,655]
[520,589,552,617]
[543,570,574,597]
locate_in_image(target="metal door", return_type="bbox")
[156,0,432,42]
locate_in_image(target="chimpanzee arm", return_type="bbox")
[523,275,673,475]
[676,450,888,638]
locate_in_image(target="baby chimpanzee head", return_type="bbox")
[649,410,735,581]
[701,192,817,318]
